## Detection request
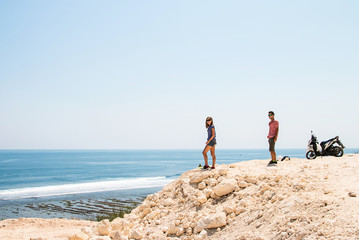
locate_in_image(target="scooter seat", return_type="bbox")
[320,137,337,146]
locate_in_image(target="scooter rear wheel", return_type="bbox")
[306,150,317,160]
[334,146,343,157]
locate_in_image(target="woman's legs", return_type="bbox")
[210,146,216,168]
[203,145,216,167]
[202,145,212,166]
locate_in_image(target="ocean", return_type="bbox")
[0,149,356,220]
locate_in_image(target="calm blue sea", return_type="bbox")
[0,149,356,219]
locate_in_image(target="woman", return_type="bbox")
[202,117,216,169]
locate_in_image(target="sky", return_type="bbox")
[0,0,358,149]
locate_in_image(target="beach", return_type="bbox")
[0,154,358,239]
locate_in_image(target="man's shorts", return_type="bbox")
[268,137,275,151]
[207,139,217,147]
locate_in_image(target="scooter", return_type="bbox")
[306,131,345,159]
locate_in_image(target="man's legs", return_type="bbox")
[270,150,276,161]
[269,138,277,162]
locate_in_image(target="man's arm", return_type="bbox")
[274,123,279,142]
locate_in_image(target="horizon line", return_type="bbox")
[1,148,357,151]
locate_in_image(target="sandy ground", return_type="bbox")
[0,154,358,240]
[0,218,96,240]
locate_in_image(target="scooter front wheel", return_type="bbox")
[306,150,317,160]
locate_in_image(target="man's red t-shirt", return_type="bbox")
[268,120,279,138]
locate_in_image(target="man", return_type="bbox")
[267,111,279,165]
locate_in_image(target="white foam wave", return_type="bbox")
[0,177,172,200]
[0,159,19,163]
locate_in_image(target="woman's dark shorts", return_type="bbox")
[268,137,275,151]
[207,139,217,147]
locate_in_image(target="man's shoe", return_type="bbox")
[268,160,278,165]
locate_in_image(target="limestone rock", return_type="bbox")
[190,172,210,183]
[146,209,160,220]
[167,223,180,235]
[197,192,207,204]
[195,212,227,232]
[218,168,228,176]
[274,175,282,182]
[176,227,185,236]
[111,218,133,231]
[81,227,96,238]
[198,182,206,190]
[260,184,272,194]
[213,179,237,197]
[129,229,143,239]
[210,191,220,199]
[176,212,186,220]
[238,181,248,188]
[204,189,213,198]
[89,237,111,240]
[235,207,245,215]
[245,177,257,184]
[223,204,236,214]
[208,178,218,187]
[113,231,128,240]
[97,220,111,236]
[137,203,152,217]
[68,232,89,240]
[182,219,190,228]
[146,229,166,240]
[163,198,175,206]
[198,230,208,239]
[182,184,197,197]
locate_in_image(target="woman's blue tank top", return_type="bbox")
[207,125,216,141]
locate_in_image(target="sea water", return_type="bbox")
[0,149,356,219]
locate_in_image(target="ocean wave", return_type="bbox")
[0,159,19,163]
[0,177,173,200]
[85,161,135,165]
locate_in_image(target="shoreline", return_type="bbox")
[1,154,359,239]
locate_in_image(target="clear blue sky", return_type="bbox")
[0,1,358,149]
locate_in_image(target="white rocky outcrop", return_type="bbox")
[2,155,359,240]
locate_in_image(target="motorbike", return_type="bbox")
[306,131,345,159]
